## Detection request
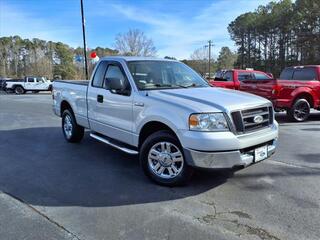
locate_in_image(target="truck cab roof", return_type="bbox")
[285,65,320,69]
[99,56,178,62]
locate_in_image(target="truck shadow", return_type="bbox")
[275,112,320,124]
[0,127,234,207]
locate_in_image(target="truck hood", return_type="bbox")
[148,87,271,113]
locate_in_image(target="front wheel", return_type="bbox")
[287,98,310,122]
[62,109,84,143]
[139,130,193,186]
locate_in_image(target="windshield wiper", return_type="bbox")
[153,84,175,88]
[175,83,199,88]
[153,83,205,89]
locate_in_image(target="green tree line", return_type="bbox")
[228,0,320,76]
[0,36,117,79]
[0,29,156,80]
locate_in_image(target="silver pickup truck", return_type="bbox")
[52,56,278,186]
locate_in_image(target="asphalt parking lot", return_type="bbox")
[0,93,319,240]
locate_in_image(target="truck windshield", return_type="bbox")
[127,61,209,90]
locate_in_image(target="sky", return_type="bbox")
[0,0,270,59]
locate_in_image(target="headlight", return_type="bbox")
[189,113,229,131]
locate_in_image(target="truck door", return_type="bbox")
[34,77,49,90]
[87,61,133,145]
[216,71,236,89]
[24,77,36,90]
[238,72,257,94]
[253,72,276,99]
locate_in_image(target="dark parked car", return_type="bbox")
[0,77,11,91]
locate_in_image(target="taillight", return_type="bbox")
[272,85,282,96]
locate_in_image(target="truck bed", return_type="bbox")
[54,80,89,86]
[52,80,89,128]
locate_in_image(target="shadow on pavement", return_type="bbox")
[296,153,320,164]
[0,127,234,207]
[275,112,320,124]
[300,128,320,131]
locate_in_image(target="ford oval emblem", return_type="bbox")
[253,115,264,124]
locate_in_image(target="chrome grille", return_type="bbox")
[231,106,274,134]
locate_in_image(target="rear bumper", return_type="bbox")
[272,99,291,109]
[184,139,277,169]
[52,104,60,117]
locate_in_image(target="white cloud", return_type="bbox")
[109,0,271,59]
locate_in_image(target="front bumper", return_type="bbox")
[183,139,277,169]
[179,122,278,169]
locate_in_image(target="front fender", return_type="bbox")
[133,104,190,146]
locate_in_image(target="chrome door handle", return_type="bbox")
[134,102,144,107]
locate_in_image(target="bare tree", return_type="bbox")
[190,47,208,61]
[114,29,157,57]
[188,47,209,76]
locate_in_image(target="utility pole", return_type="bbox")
[80,0,89,80]
[205,40,214,79]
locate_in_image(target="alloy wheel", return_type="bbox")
[148,141,184,179]
[63,115,73,139]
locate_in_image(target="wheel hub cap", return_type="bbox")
[147,141,184,179]
[159,153,173,167]
[64,115,73,138]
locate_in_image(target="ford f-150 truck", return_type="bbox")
[4,76,52,94]
[52,57,278,186]
[273,65,320,121]
[210,69,274,90]
[211,66,320,122]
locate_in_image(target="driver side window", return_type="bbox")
[104,65,131,96]
[223,71,233,82]
[238,73,253,81]
[253,73,271,80]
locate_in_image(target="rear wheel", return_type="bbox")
[62,109,84,143]
[139,130,193,186]
[287,98,310,122]
[14,86,25,94]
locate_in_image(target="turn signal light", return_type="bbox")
[189,115,199,127]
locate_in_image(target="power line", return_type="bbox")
[205,40,214,79]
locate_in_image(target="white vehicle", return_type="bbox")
[5,76,52,94]
[52,57,278,186]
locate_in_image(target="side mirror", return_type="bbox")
[105,78,130,95]
[106,78,124,91]
[267,73,274,78]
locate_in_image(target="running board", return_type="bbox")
[90,133,138,155]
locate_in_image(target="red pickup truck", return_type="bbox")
[210,66,320,121]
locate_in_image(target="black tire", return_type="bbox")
[287,98,310,122]
[14,86,25,94]
[62,109,84,143]
[139,130,193,186]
